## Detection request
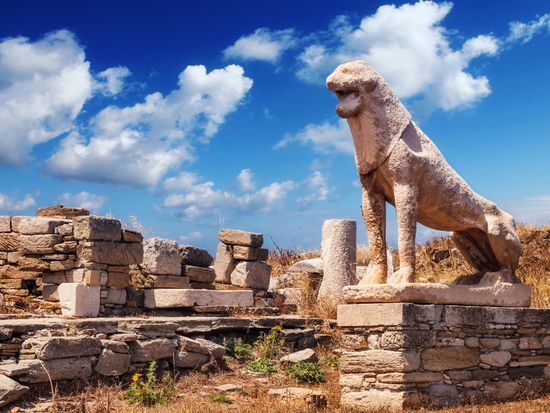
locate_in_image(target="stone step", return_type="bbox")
[143,289,254,309]
[343,282,532,307]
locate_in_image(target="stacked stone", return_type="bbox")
[0,314,320,408]
[74,216,143,316]
[137,238,190,289]
[0,209,87,310]
[213,229,271,290]
[180,245,215,289]
[337,303,550,411]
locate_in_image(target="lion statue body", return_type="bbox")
[326,60,521,285]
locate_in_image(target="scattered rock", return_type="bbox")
[268,387,327,408]
[94,349,131,376]
[142,238,181,276]
[214,383,242,392]
[230,261,271,290]
[179,245,213,268]
[289,258,323,274]
[219,229,263,247]
[280,348,317,364]
[0,374,29,408]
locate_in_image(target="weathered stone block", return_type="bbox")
[174,350,209,368]
[184,265,216,283]
[483,381,519,401]
[219,229,263,247]
[105,288,126,305]
[232,245,269,261]
[479,351,511,367]
[213,242,234,283]
[128,339,176,362]
[17,358,93,383]
[280,348,317,364]
[230,261,271,290]
[36,206,89,219]
[0,373,29,408]
[421,347,479,371]
[106,272,130,288]
[74,216,122,241]
[54,241,78,253]
[0,217,10,232]
[0,233,19,252]
[42,284,59,301]
[337,303,413,327]
[58,283,100,317]
[19,234,63,254]
[25,336,101,360]
[122,229,143,243]
[77,241,143,266]
[142,238,180,275]
[146,275,190,289]
[94,349,131,376]
[179,245,213,267]
[340,350,420,373]
[49,259,76,272]
[18,217,70,235]
[377,372,443,383]
[143,289,254,309]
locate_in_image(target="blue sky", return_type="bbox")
[1,1,549,253]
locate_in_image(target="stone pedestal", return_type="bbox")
[337,302,550,411]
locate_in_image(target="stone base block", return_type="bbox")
[344,282,531,307]
[143,289,254,309]
[337,302,550,412]
[58,283,100,317]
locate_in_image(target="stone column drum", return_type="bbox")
[317,219,357,309]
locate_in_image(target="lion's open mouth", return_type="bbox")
[333,88,359,101]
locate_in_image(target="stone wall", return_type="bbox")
[337,303,550,411]
[0,314,322,406]
[0,208,143,316]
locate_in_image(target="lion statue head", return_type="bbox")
[326,60,412,174]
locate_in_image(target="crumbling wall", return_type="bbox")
[0,207,142,316]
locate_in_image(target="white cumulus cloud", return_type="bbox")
[297,171,330,204]
[237,168,256,191]
[57,191,107,211]
[296,1,499,110]
[0,30,93,166]
[507,14,550,44]
[46,64,253,186]
[95,66,131,96]
[276,118,353,155]
[0,193,36,213]
[223,28,296,63]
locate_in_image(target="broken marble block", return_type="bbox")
[184,265,216,283]
[219,229,263,247]
[142,238,180,275]
[57,283,100,317]
[143,289,254,309]
[179,245,213,268]
[230,261,271,290]
[73,216,122,242]
[213,242,235,284]
[232,245,269,261]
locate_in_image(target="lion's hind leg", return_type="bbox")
[451,229,499,285]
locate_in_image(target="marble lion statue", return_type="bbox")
[326,60,521,286]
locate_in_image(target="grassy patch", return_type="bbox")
[123,361,175,406]
[246,359,277,374]
[286,362,326,384]
[255,326,285,360]
[209,393,233,404]
[229,337,253,361]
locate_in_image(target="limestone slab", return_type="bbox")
[77,241,143,266]
[213,242,235,283]
[179,245,213,267]
[142,238,180,275]
[184,265,216,283]
[421,346,479,371]
[143,289,254,309]
[94,349,130,376]
[230,261,271,290]
[0,374,29,408]
[340,350,420,373]
[58,283,100,317]
[0,217,11,232]
[147,275,190,289]
[232,245,269,261]
[219,229,263,247]
[343,282,531,307]
[17,358,93,383]
[18,217,70,235]
[122,229,143,243]
[19,234,63,254]
[24,336,101,360]
[74,216,121,241]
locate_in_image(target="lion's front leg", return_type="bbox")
[391,181,418,283]
[359,175,387,284]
